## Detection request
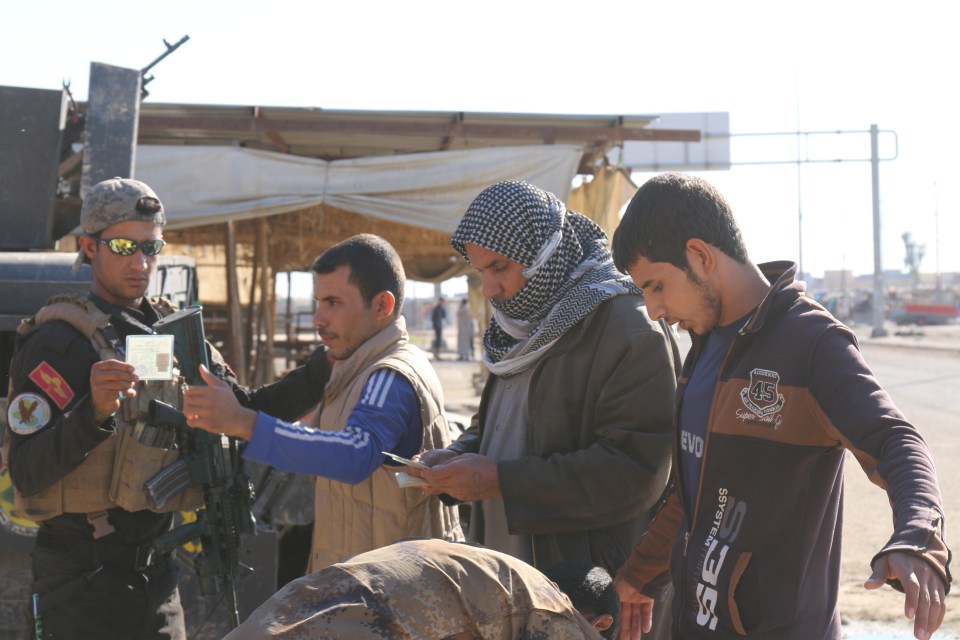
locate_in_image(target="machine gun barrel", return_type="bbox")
[140,35,190,93]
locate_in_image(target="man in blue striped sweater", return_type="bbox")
[183,234,462,572]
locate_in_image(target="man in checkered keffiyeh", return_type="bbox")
[415,181,678,640]
[451,180,640,376]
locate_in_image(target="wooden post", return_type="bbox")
[255,218,275,385]
[245,235,260,383]
[224,221,247,385]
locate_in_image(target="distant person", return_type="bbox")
[456,298,475,360]
[431,297,446,359]
[611,172,951,640]
[413,180,679,639]
[223,538,613,640]
[184,234,463,573]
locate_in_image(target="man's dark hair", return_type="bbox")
[544,560,620,640]
[612,172,750,275]
[312,234,405,316]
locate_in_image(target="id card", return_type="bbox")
[382,451,428,469]
[125,334,175,380]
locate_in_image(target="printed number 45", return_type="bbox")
[751,380,775,403]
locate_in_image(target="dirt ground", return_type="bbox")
[840,450,958,637]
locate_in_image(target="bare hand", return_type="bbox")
[406,449,459,479]
[615,576,654,640]
[89,360,138,417]
[405,449,458,484]
[182,364,257,440]
[417,453,500,500]
[864,551,946,640]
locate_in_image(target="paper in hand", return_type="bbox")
[395,471,432,488]
[125,334,175,380]
[382,451,432,488]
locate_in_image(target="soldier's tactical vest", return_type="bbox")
[309,322,463,572]
[9,292,202,522]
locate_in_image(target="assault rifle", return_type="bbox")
[142,305,255,628]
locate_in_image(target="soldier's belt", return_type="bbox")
[36,530,174,571]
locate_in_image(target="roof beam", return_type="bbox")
[253,106,290,153]
[139,113,701,144]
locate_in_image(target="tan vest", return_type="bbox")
[10,293,201,521]
[308,319,463,572]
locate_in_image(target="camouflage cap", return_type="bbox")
[74,178,165,270]
[81,177,165,234]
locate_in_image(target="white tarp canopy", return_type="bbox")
[134,144,584,232]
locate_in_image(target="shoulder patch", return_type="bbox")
[28,361,75,410]
[7,393,52,434]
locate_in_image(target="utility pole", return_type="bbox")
[729,127,897,307]
[870,124,887,337]
[934,181,941,292]
[796,144,804,281]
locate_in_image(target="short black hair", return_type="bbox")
[312,234,405,317]
[544,560,620,640]
[612,172,749,275]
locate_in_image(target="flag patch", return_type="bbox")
[28,361,75,410]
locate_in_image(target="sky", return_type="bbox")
[4,0,959,293]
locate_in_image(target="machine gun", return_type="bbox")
[140,35,190,99]
[142,305,255,629]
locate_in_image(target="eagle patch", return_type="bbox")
[7,393,51,435]
[29,361,75,410]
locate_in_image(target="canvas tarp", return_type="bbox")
[567,167,638,241]
[134,144,584,233]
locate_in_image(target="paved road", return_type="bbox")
[858,342,960,512]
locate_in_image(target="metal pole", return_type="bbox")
[870,124,888,337]
[796,137,804,281]
[934,181,941,292]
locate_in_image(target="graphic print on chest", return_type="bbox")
[737,367,786,428]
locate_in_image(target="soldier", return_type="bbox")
[222,538,617,640]
[3,178,331,640]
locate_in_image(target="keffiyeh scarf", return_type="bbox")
[451,180,640,377]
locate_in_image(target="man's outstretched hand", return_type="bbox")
[864,550,947,640]
[182,364,257,440]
